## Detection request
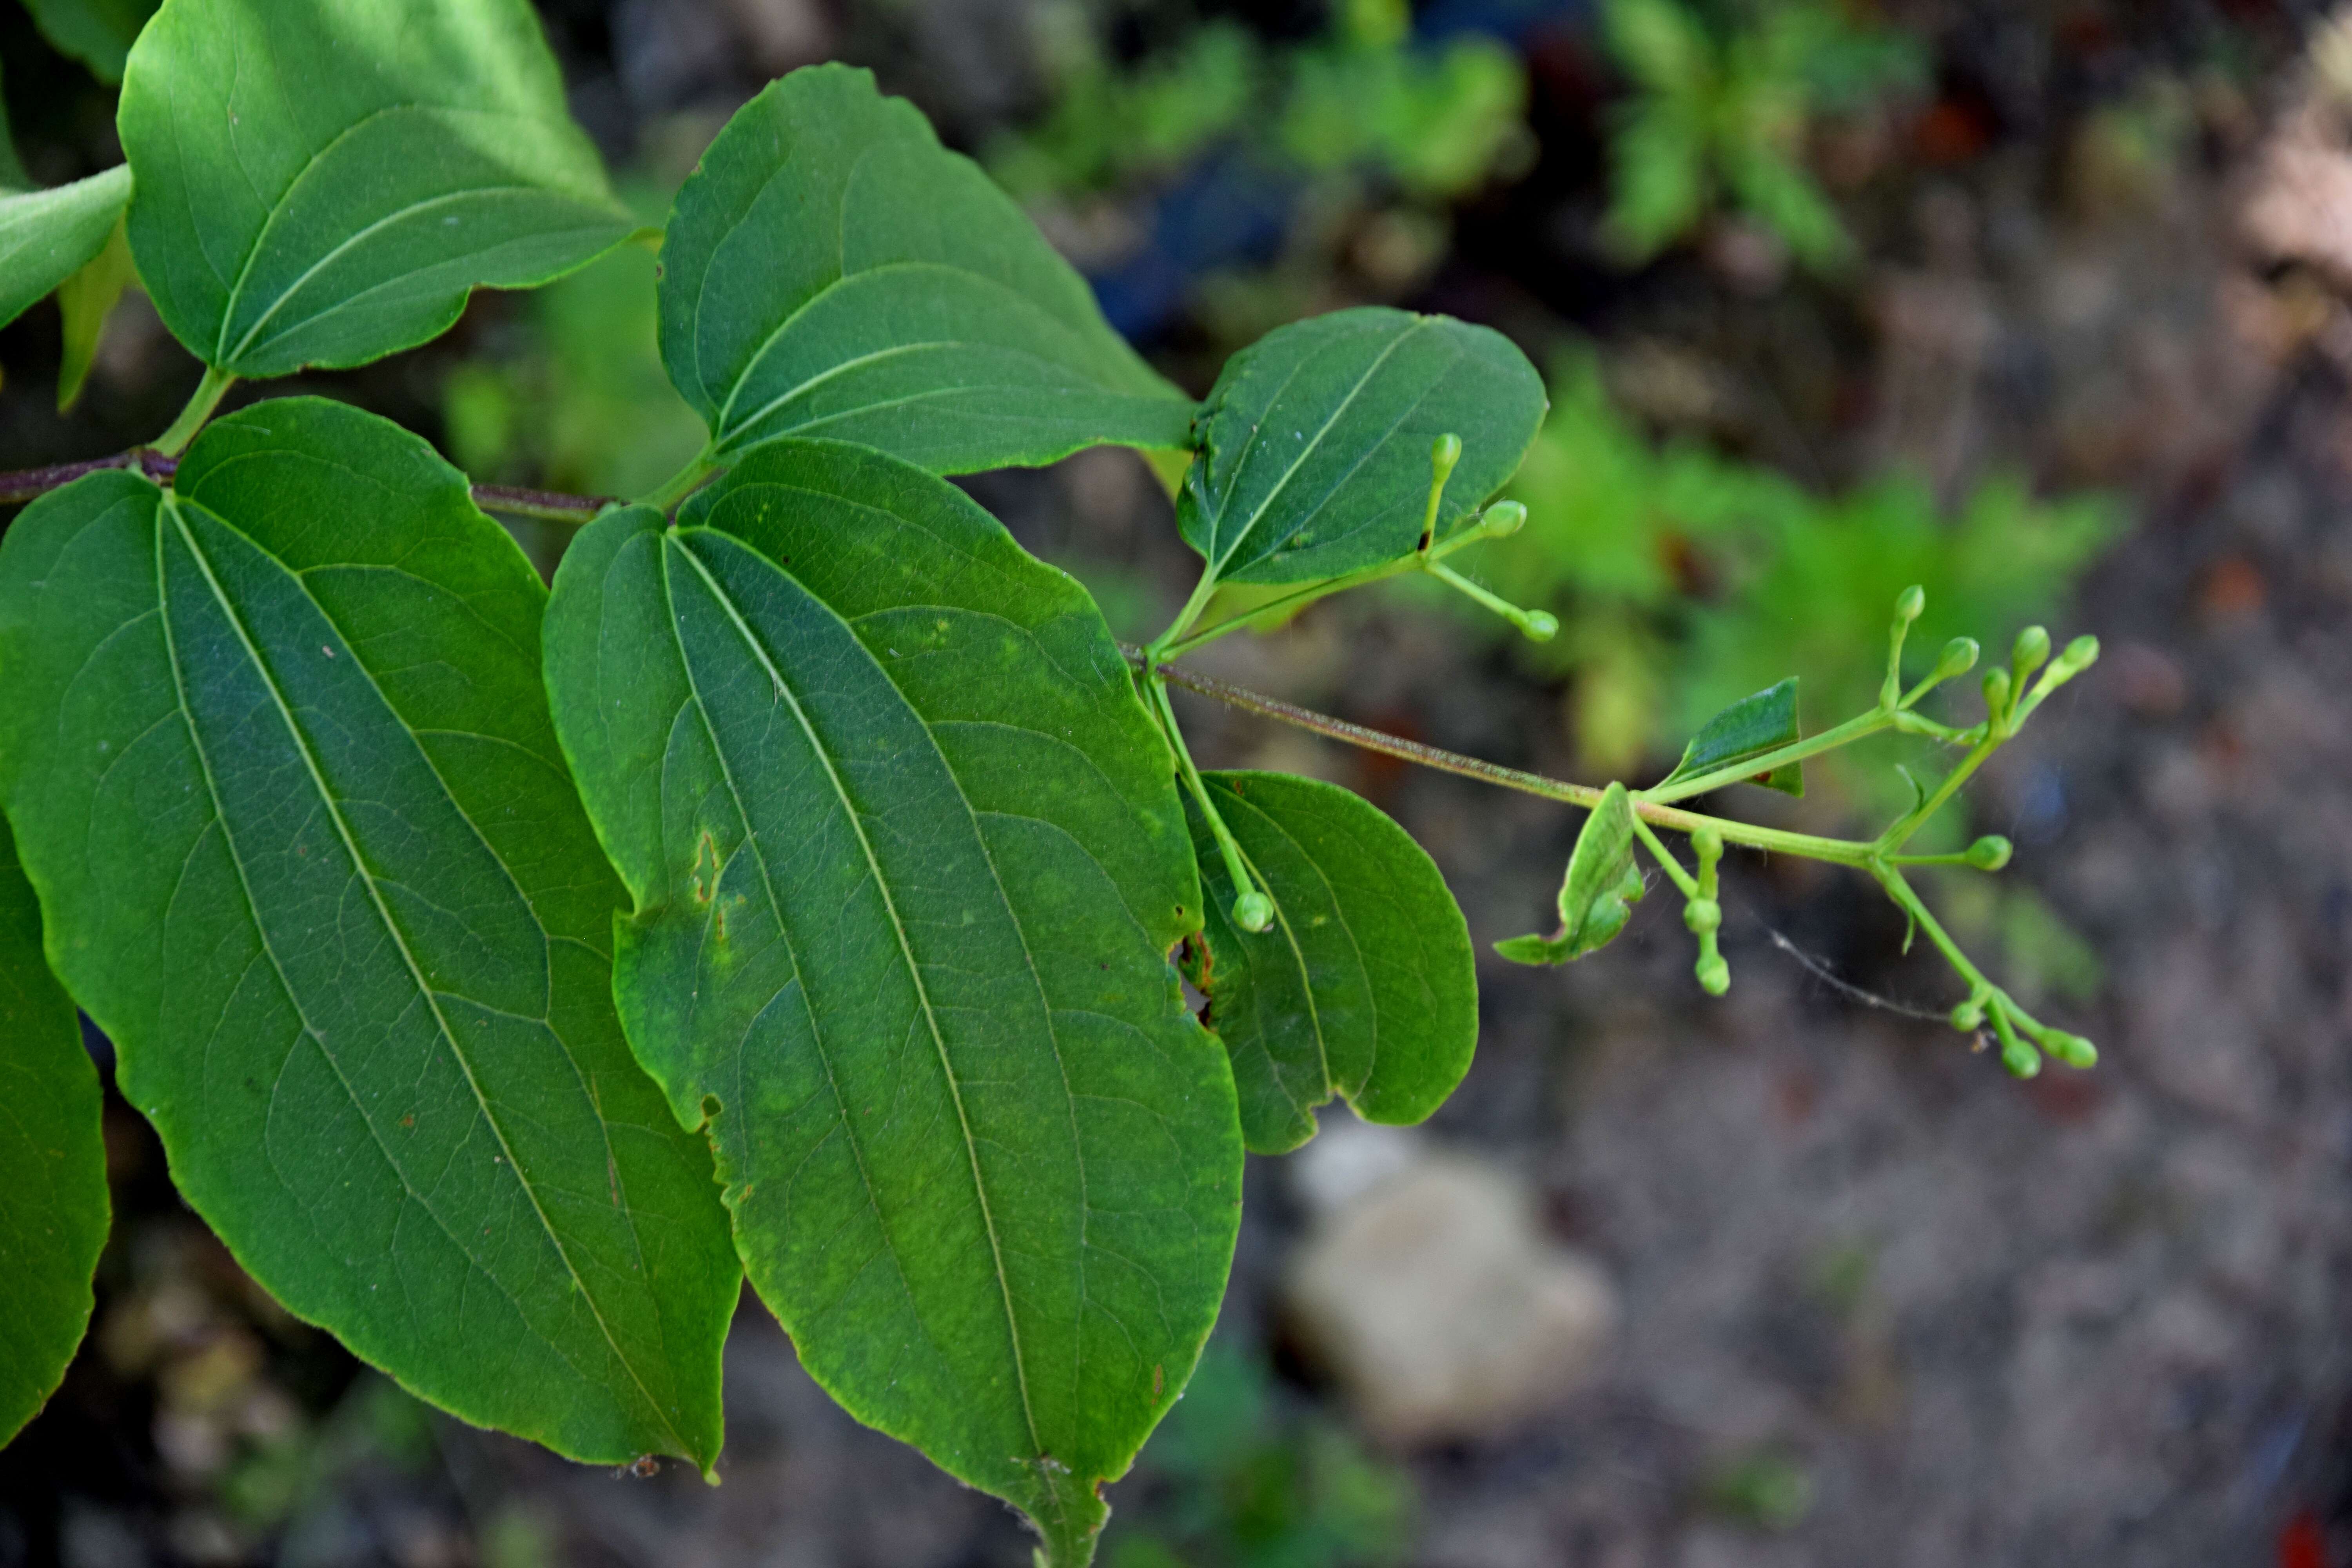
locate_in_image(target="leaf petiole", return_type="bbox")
[148,365,235,458]
[1144,672,1273,931]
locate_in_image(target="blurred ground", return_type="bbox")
[5,1,2352,1565]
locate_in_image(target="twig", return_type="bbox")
[0,448,612,523]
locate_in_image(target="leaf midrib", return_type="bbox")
[1207,318,1428,577]
[155,491,688,1457]
[664,529,1072,1485]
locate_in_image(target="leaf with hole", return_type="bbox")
[1495,780,1645,965]
[0,823,108,1447]
[23,0,158,83]
[1181,771,1476,1155]
[0,165,131,332]
[1657,677,1803,797]
[118,0,633,377]
[0,398,739,1472]
[1177,306,1546,585]
[657,64,1195,472]
[543,438,1241,1565]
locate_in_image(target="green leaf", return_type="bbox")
[1177,307,1546,586]
[1181,771,1476,1155]
[543,439,1241,1566]
[0,821,109,1446]
[1658,677,1802,797]
[0,399,738,1474]
[54,213,135,411]
[657,64,1194,472]
[1495,781,1646,965]
[118,0,633,378]
[23,0,158,83]
[0,165,131,332]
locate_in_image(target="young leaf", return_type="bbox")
[54,214,135,411]
[23,0,158,83]
[657,64,1195,471]
[1181,771,1477,1156]
[0,823,109,1447]
[1177,306,1546,586]
[0,400,739,1475]
[1495,781,1646,964]
[0,165,132,332]
[1657,677,1804,797]
[543,439,1241,1567]
[118,0,633,378]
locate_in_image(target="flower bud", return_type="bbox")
[1683,897,1721,935]
[2010,624,2050,682]
[1520,609,1559,642]
[1964,835,2013,871]
[1232,889,1274,933]
[1982,667,2011,715]
[1430,433,1462,475]
[1895,584,1925,622]
[1479,500,1527,538]
[1949,1000,1984,1031]
[2042,1031,2098,1069]
[2054,633,2099,676]
[1934,637,1978,680]
[1695,953,1730,995]
[2000,1034,2042,1078]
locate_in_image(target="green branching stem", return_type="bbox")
[149,366,236,458]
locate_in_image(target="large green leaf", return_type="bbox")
[0,822,109,1447]
[1177,306,1546,586]
[1181,771,1476,1155]
[1495,781,1646,965]
[0,399,738,1473]
[657,64,1195,472]
[118,0,633,378]
[0,165,131,332]
[543,439,1240,1564]
[24,0,159,83]
[1657,677,1803,797]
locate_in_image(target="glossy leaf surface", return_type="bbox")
[1182,771,1477,1155]
[1658,677,1802,797]
[1177,306,1546,585]
[1495,781,1645,965]
[658,64,1194,471]
[544,439,1240,1564]
[0,165,131,332]
[119,0,633,377]
[0,399,737,1472]
[24,0,158,82]
[0,824,108,1446]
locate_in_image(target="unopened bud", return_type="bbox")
[1964,835,2013,872]
[1232,889,1274,933]
[1982,667,2011,715]
[1683,898,1722,935]
[1950,1000,1984,1031]
[2053,633,2099,676]
[1479,500,1526,538]
[1895,584,1925,623]
[2010,625,2050,682]
[1430,433,1462,476]
[2043,1031,2098,1069]
[1520,609,1559,642]
[1935,637,1978,680]
[1695,953,1730,995]
[2000,1034,2042,1078]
